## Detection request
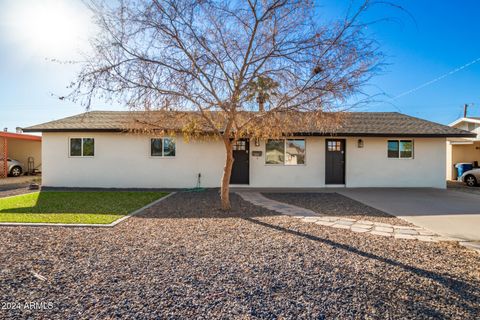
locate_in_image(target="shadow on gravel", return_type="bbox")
[138,191,283,219]
[0,184,29,192]
[243,216,480,317]
[263,192,394,218]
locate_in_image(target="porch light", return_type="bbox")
[254,137,260,147]
[357,139,364,148]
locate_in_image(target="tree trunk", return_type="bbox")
[257,96,265,112]
[220,140,234,210]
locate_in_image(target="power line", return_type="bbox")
[391,56,480,100]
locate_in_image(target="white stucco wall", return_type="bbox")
[446,142,453,180]
[42,132,225,188]
[42,133,447,189]
[345,137,446,188]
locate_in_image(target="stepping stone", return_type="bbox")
[317,217,337,222]
[357,220,374,225]
[331,224,351,229]
[370,231,392,237]
[418,230,436,236]
[322,217,340,222]
[393,225,415,229]
[237,192,430,243]
[336,220,355,226]
[373,222,393,227]
[351,224,372,230]
[415,235,439,242]
[395,229,418,235]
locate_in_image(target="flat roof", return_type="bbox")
[0,131,42,141]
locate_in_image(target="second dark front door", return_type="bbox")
[230,139,249,184]
[325,139,345,184]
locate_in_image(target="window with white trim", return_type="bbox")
[387,140,413,159]
[70,138,94,157]
[266,139,305,165]
[151,138,176,157]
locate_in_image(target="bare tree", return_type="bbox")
[69,0,386,209]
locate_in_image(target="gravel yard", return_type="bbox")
[1,190,479,319]
[264,192,414,226]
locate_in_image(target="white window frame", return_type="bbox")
[265,139,306,166]
[387,139,414,159]
[150,137,176,158]
[69,137,95,158]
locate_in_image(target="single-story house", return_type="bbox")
[0,131,42,178]
[446,117,480,180]
[23,111,474,189]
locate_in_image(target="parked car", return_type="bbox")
[460,168,480,187]
[7,158,25,177]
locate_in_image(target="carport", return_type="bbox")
[446,139,480,180]
[0,131,42,178]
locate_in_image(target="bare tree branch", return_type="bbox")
[68,0,396,209]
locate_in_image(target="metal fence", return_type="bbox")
[0,137,7,178]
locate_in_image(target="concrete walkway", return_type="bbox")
[338,188,480,242]
[237,192,444,242]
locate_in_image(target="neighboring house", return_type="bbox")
[0,131,42,178]
[23,111,474,189]
[446,117,480,180]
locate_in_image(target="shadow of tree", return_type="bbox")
[138,191,282,219]
[242,216,480,317]
[263,192,397,218]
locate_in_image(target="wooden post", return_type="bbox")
[1,137,7,178]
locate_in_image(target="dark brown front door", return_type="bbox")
[325,139,345,184]
[230,139,249,184]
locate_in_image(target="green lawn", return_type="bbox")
[0,191,168,224]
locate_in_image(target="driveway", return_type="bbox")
[0,176,38,187]
[339,188,480,241]
[0,176,40,198]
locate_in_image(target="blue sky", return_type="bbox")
[0,0,479,132]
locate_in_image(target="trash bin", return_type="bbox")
[455,163,474,178]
